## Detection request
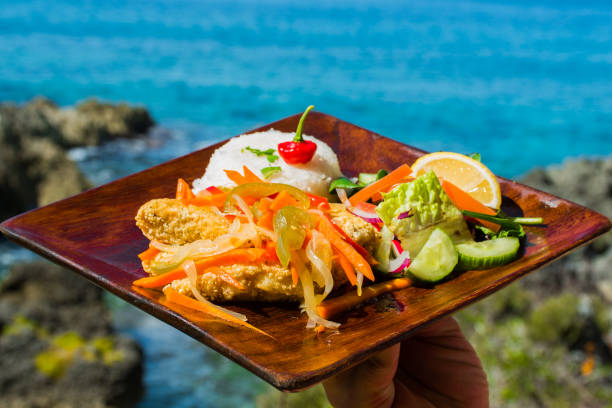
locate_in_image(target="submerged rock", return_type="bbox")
[0,97,154,220]
[0,262,143,408]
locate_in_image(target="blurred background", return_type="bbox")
[1,0,611,407]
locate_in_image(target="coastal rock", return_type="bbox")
[0,262,143,408]
[520,156,612,299]
[57,99,154,147]
[0,97,154,220]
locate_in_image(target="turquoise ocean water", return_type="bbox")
[2,0,612,406]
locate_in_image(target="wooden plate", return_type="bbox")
[1,112,610,391]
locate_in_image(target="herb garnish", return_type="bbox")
[243,146,279,163]
[462,209,543,239]
[261,166,281,179]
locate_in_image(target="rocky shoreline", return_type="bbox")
[0,98,152,407]
[0,97,153,221]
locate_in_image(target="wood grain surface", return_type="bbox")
[1,111,610,391]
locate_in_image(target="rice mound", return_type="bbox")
[192,129,342,199]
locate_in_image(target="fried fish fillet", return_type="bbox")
[136,200,381,302]
[136,198,230,245]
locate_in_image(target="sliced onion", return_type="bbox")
[293,250,340,329]
[348,206,382,224]
[398,211,413,220]
[150,221,257,273]
[306,230,334,303]
[356,271,364,297]
[375,225,393,272]
[392,240,403,257]
[232,194,254,224]
[182,259,248,321]
[231,194,262,248]
[388,251,411,274]
[336,188,350,208]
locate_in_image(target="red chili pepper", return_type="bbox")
[278,105,318,165]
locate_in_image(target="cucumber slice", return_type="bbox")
[358,172,377,186]
[455,237,520,270]
[407,228,458,282]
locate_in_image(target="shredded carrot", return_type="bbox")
[441,180,500,232]
[176,178,195,200]
[184,192,227,208]
[328,215,374,263]
[133,248,267,288]
[257,211,274,230]
[290,264,299,286]
[269,190,298,212]
[316,215,375,282]
[258,197,274,213]
[224,169,248,185]
[336,251,357,286]
[224,167,264,185]
[371,178,414,202]
[263,240,279,262]
[316,278,413,319]
[138,246,160,262]
[163,287,273,338]
[349,164,412,206]
[242,166,264,183]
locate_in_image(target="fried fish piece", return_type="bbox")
[170,263,305,302]
[135,198,230,245]
[136,199,381,302]
[135,200,380,249]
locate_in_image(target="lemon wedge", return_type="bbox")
[410,152,502,209]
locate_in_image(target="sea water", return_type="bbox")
[1,0,612,406]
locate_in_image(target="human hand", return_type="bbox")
[322,316,489,407]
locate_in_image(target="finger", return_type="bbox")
[395,317,489,407]
[323,344,400,408]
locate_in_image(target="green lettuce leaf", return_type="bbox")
[376,171,472,257]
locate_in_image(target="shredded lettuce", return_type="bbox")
[376,171,472,257]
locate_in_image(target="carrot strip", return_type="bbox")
[316,215,375,282]
[264,240,279,262]
[316,278,413,319]
[163,287,273,338]
[329,216,374,263]
[269,190,298,211]
[133,249,267,288]
[258,197,274,213]
[224,169,248,185]
[349,164,412,206]
[290,264,299,286]
[176,178,195,200]
[138,246,160,262]
[184,192,227,208]
[257,211,274,230]
[336,251,357,286]
[242,166,264,183]
[441,180,500,232]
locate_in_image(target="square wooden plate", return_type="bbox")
[1,112,610,391]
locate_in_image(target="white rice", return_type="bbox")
[192,129,342,199]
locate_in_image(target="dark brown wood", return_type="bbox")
[1,111,610,391]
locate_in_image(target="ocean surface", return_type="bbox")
[1,0,612,406]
